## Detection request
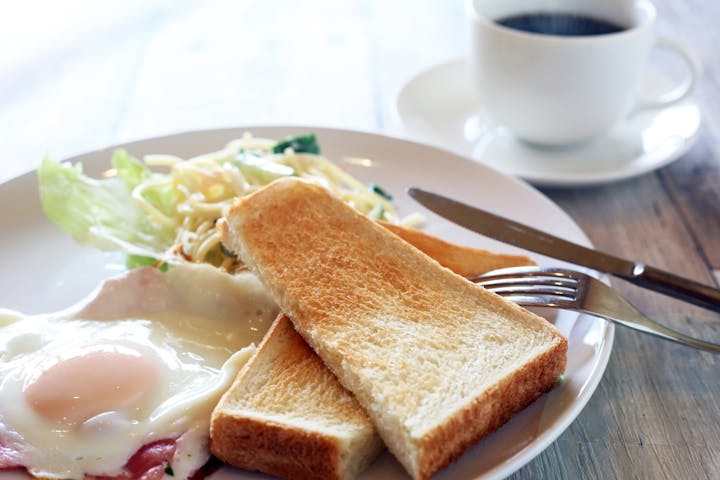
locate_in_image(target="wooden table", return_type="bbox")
[1,1,718,478]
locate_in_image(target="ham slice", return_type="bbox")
[89,439,176,480]
[1,438,217,480]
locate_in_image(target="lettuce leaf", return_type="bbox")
[38,153,175,258]
[112,148,151,189]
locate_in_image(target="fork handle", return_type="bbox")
[588,307,720,354]
[622,264,720,313]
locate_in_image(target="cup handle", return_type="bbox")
[634,37,700,112]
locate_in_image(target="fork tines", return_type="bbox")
[471,267,581,307]
[471,267,720,353]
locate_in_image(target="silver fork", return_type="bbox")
[471,266,720,353]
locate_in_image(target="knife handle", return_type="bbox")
[627,264,720,313]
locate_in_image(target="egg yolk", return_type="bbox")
[23,343,159,425]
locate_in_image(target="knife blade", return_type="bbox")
[408,187,720,313]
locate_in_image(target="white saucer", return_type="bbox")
[394,59,701,187]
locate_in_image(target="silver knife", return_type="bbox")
[408,187,720,313]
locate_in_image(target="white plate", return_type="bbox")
[0,127,613,480]
[394,59,701,187]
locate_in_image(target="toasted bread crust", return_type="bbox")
[211,412,344,480]
[379,221,535,277]
[220,178,568,480]
[416,337,567,479]
[210,314,383,480]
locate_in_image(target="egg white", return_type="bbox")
[0,264,279,480]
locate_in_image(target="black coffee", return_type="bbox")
[497,13,625,36]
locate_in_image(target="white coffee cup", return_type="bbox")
[467,0,699,146]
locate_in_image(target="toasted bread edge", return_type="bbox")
[209,314,344,480]
[416,335,568,480]
[378,221,536,277]
[211,410,345,480]
[210,313,384,480]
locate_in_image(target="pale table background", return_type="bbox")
[1,1,719,478]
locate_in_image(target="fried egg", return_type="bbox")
[0,264,279,480]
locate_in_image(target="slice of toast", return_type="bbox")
[210,313,384,480]
[218,178,568,480]
[378,221,534,278]
[211,207,536,479]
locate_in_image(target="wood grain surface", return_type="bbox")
[1,1,718,479]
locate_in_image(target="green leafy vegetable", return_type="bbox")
[112,149,179,218]
[112,149,151,189]
[367,183,393,201]
[272,133,320,154]
[38,156,175,257]
[164,462,174,476]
